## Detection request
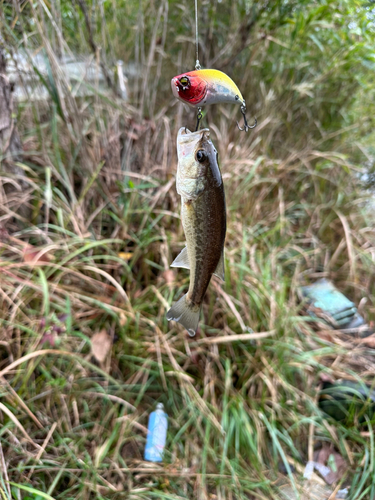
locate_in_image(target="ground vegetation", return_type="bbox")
[0,0,375,498]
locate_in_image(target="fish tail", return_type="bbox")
[166,294,200,337]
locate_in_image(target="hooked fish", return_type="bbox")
[171,69,245,108]
[166,127,226,336]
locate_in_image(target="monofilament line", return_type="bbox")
[195,0,201,70]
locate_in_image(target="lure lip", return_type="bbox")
[171,77,180,101]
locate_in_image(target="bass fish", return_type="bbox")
[166,127,226,336]
[171,69,245,108]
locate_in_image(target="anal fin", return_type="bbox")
[213,251,225,281]
[171,246,190,269]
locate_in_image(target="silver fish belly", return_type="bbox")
[166,127,226,336]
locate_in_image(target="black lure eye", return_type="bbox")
[179,76,190,88]
[196,150,207,162]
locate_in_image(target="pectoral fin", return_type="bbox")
[213,251,225,281]
[170,246,190,269]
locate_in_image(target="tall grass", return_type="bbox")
[1,0,375,498]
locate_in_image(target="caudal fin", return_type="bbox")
[166,294,200,337]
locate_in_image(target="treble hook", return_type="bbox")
[237,102,257,132]
[195,107,203,131]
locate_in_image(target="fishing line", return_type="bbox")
[194,0,201,70]
[194,0,202,130]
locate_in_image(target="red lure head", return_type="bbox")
[171,72,207,107]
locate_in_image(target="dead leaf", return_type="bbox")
[327,451,346,484]
[126,132,140,141]
[319,372,335,384]
[315,445,330,466]
[316,330,335,343]
[0,226,9,241]
[314,444,347,485]
[118,252,133,260]
[119,312,127,327]
[359,334,375,348]
[40,332,56,347]
[162,270,175,286]
[23,244,51,264]
[91,330,112,363]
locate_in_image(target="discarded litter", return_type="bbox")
[299,278,371,335]
[303,444,348,489]
[303,460,338,484]
[300,278,356,327]
[144,403,168,462]
[303,460,314,479]
[336,488,349,499]
[313,461,333,481]
[319,380,375,422]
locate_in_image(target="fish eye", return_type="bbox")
[196,150,207,162]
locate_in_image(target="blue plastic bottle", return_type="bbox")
[144,403,168,462]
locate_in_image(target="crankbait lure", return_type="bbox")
[171,69,256,131]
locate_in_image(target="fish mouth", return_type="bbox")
[177,128,211,162]
[177,127,210,140]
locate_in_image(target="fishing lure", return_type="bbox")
[171,69,256,131]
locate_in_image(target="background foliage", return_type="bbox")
[1,0,375,498]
